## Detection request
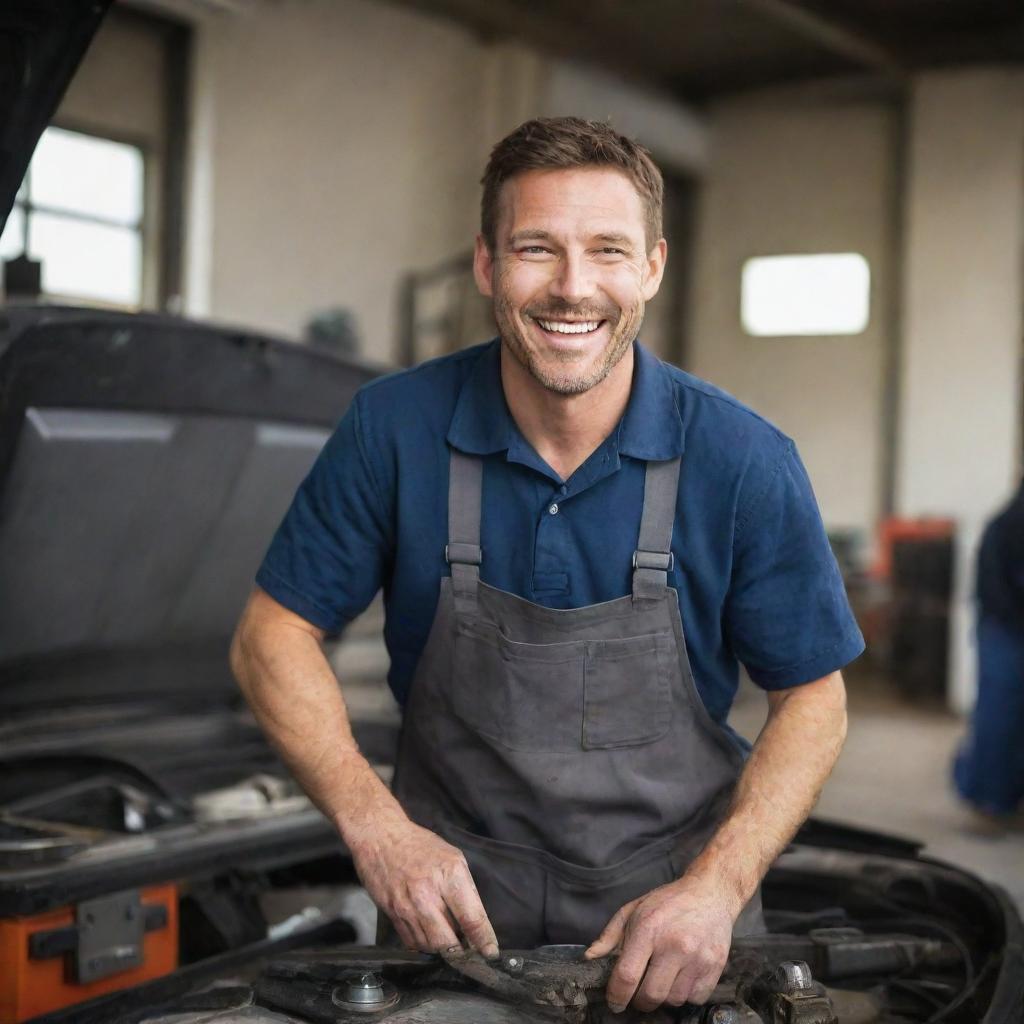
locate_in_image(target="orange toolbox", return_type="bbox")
[0,884,178,1024]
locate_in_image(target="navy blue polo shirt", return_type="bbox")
[256,340,864,724]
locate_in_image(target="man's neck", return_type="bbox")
[500,344,634,482]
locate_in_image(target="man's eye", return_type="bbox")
[521,246,550,255]
[600,247,626,256]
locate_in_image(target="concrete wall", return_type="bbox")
[184,0,487,362]
[688,94,897,536]
[896,69,1024,710]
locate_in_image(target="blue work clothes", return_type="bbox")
[954,613,1024,816]
[977,481,1024,631]
[256,340,864,726]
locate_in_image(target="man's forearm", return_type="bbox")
[684,671,848,917]
[231,590,501,955]
[230,593,408,847]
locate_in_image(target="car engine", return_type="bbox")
[34,831,1021,1024]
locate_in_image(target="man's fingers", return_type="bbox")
[604,933,653,1013]
[410,888,461,952]
[687,966,722,1006]
[391,917,419,952]
[445,874,499,957]
[666,965,701,1007]
[585,900,635,959]
[632,956,683,1013]
[420,911,461,952]
[441,905,462,939]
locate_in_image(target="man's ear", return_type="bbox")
[642,238,668,301]
[473,234,495,298]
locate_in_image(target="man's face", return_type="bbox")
[473,167,667,396]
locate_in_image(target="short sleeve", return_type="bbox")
[255,394,392,633]
[725,441,864,689]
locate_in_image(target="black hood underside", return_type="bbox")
[0,306,380,702]
[0,0,111,234]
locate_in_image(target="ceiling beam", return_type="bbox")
[742,0,908,81]
[382,0,676,91]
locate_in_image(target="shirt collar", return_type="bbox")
[446,340,512,455]
[446,338,685,461]
[617,341,685,460]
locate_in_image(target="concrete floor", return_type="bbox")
[728,668,1024,911]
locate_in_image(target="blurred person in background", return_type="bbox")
[953,477,1024,833]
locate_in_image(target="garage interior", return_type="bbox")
[0,0,1022,1018]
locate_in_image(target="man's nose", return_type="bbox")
[549,253,596,305]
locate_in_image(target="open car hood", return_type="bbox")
[0,0,111,234]
[0,306,380,704]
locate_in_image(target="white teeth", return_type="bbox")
[537,319,602,334]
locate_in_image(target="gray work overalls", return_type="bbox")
[392,450,763,947]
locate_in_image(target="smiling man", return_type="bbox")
[231,117,863,1013]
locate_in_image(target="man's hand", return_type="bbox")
[584,876,734,1013]
[582,673,848,1015]
[231,590,499,958]
[348,817,499,959]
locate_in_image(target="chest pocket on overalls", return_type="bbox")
[451,621,673,753]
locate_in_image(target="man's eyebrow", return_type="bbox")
[508,229,557,245]
[506,229,637,247]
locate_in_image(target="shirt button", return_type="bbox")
[548,503,559,515]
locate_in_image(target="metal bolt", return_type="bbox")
[709,1007,740,1024]
[775,960,814,993]
[505,956,523,973]
[340,970,386,1004]
[332,970,399,1013]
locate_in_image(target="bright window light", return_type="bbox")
[29,127,143,226]
[29,213,141,306]
[0,206,24,260]
[741,253,870,337]
[3,126,145,307]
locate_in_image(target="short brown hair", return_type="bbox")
[480,116,664,252]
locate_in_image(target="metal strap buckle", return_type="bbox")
[445,543,483,566]
[632,550,674,572]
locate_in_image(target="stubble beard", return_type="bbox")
[493,294,645,397]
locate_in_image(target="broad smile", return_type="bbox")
[536,318,604,335]
[529,316,609,344]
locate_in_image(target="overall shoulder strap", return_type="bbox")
[632,457,681,600]
[447,449,482,603]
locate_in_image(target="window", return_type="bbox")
[0,127,145,306]
[741,253,870,337]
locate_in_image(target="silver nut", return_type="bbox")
[338,970,388,1005]
[710,1007,740,1024]
[775,960,814,992]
